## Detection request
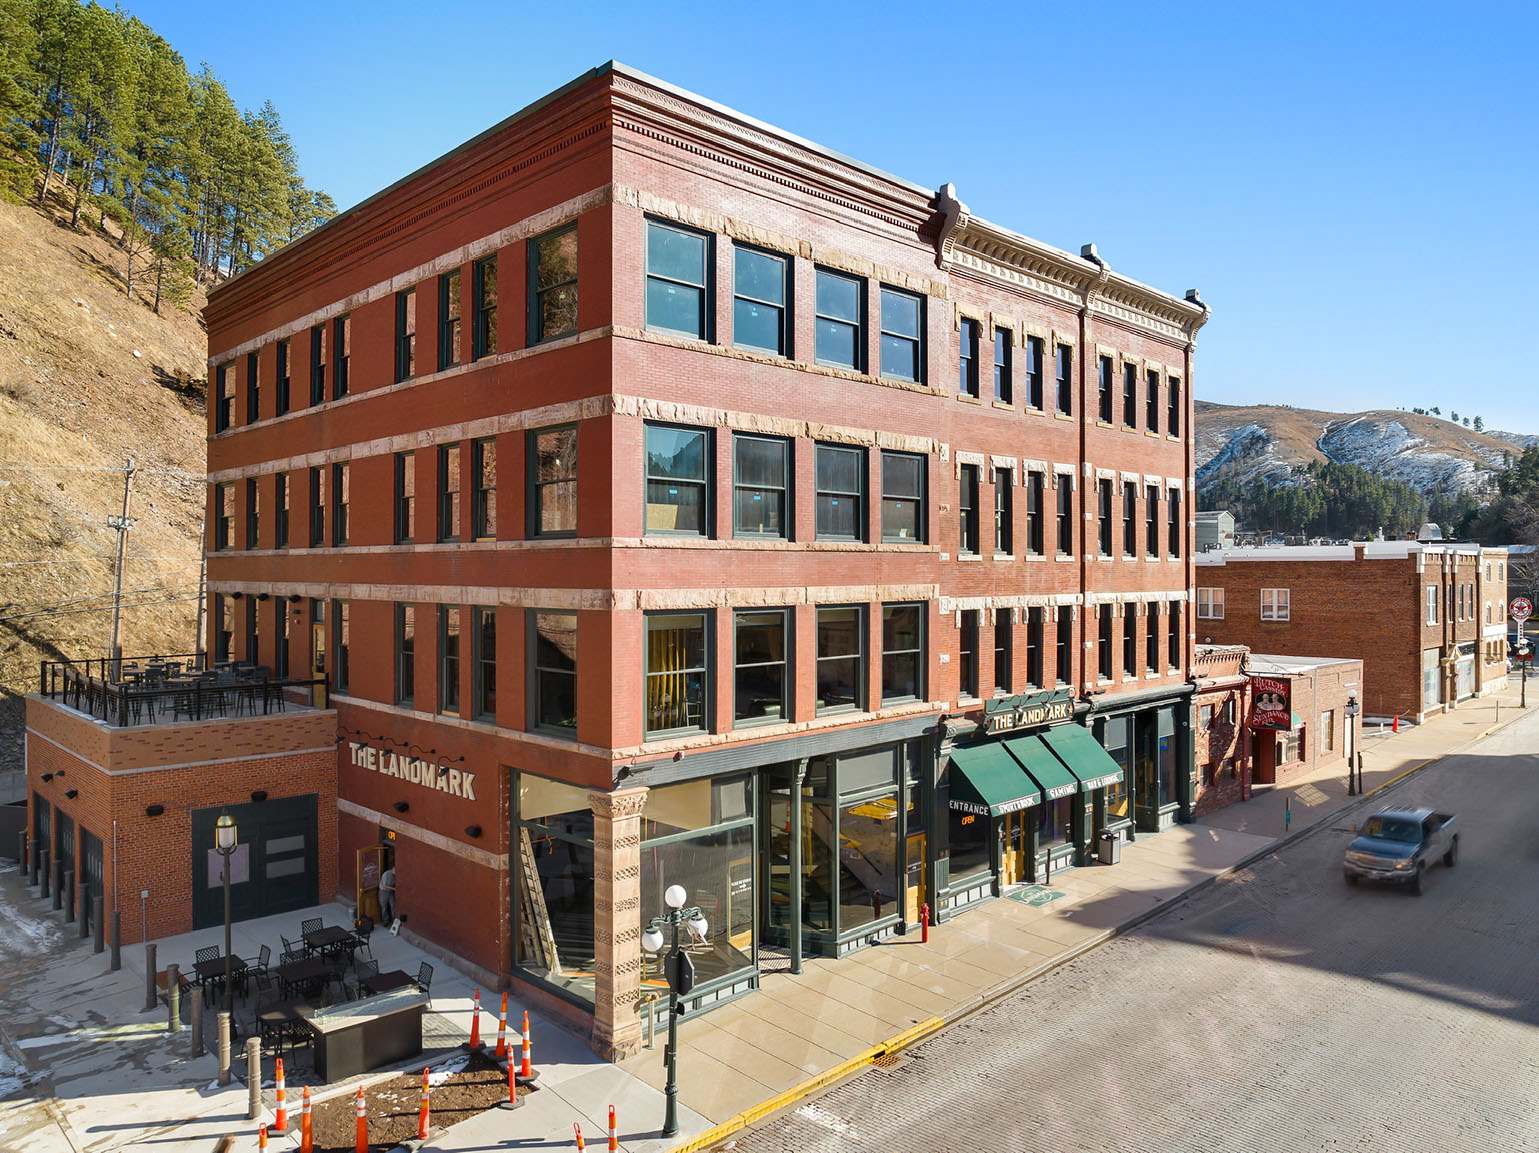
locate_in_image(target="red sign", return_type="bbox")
[1511,598,1532,621]
[1249,675,1292,731]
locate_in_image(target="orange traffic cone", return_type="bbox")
[274,1057,288,1132]
[418,1067,431,1140]
[574,1122,586,1151]
[494,992,508,1058]
[354,1086,367,1153]
[467,989,482,1049]
[517,1009,538,1083]
[300,1086,313,1153]
[497,1042,521,1110]
[608,1105,618,1152]
[258,1123,268,1152]
[1393,714,1400,733]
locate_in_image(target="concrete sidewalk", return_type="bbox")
[0,686,1525,1153]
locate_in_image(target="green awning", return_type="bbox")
[1040,724,1126,792]
[1004,735,1083,800]
[948,743,1041,817]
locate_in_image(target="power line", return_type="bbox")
[0,594,200,625]
[0,581,198,612]
[0,555,197,566]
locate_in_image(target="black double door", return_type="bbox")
[191,795,319,929]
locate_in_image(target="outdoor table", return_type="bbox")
[193,956,248,996]
[303,925,355,960]
[299,988,427,1082]
[274,955,331,999]
[360,968,415,996]
[255,998,314,1054]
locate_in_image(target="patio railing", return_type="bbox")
[39,655,328,727]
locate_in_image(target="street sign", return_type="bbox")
[1512,597,1533,621]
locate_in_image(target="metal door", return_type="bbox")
[1001,812,1027,885]
[81,829,104,911]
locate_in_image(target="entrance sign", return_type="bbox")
[1511,597,1532,622]
[1249,675,1292,731]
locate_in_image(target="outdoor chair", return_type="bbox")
[280,933,302,957]
[351,916,375,964]
[300,918,323,953]
[414,961,434,1005]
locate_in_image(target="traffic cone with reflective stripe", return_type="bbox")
[1393,713,1400,732]
[417,1067,431,1140]
[493,992,508,1059]
[517,1009,539,1084]
[466,989,482,1049]
[354,1086,367,1153]
[300,1087,313,1153]
[274,1058,288,1132]
[498,1041,521,1109]
[258,1123,267,1152]
[574,1122,585,1151]
[608,1105,618,1152]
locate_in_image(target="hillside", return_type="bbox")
[0,192,208,787]
[1195,400,1528,498]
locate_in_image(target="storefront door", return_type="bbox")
[1001,812,1029,885]
[904,832,926,923]
[1134,715,1160,828]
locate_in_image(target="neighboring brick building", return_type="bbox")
[184,63,1212,1058]
[1243,653,1362,785]
[1194,542,1507,723]
[1192,644,1250,815]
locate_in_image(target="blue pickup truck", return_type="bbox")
[1343,808,1459,894]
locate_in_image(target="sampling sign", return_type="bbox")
[1249,674,1293,731]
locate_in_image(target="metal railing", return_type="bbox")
[38,655,328,727]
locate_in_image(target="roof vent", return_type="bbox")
[1417,522,1444,542]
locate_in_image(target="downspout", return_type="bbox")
[1078,245,1110,713]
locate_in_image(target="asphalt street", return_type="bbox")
[729,708,1539,1153]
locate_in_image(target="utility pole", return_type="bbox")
[107,458,137,680]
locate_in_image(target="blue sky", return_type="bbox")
[137,0,1538,435]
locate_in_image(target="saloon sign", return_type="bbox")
[348,742,478,801]
[1248,675,1292,731]
[984,689,1075,734]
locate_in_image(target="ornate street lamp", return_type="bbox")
[643,883,708,1138]
[1344,692,1361,796]
[214,812,238,1012]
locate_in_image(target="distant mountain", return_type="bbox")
[1195,401,1535,498]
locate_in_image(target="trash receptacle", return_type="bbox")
[1097,830,1121,865]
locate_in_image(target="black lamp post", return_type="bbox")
[642,884,707,1138]
[1344,692,1361,796]
[1519,641,1530,709]
[214,812,238,1012]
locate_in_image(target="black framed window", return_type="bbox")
[815,443,865,542]
[882,602,924,703]
[733,246,788,356]
[1097,478,1113,556]
[439,605,461,715]
[1098,355,1113,423]
[210,484,230,551]
[438,443,461,542]
[1056,608,1073,686]
[733,434,789,539]
[1168,376,1182,436]
[880,451,924,543]
[1123,609,1136,676]
[530,225,578,343]
[645,219,710,340]
[395,604,415,706]
[310,323,326,405]
[1122,483,1136,557]
[1098,605,1113,680]
[814,268,862,370]
[644,424,709,537]
[530,425,577,537]
[1146,484,1160,557]
[1122,362,1137,428]
[215,362,233,431]
[645,611,708,736]
[244,478,258,548]
[994,328,1012,403]
[333,315,350,398]
[214,595,232,663]
[1169,487,1182,557]
[394,451,415,543]
[472,606,495,720]
[1026,607,1044,688]
[438,269,461,370]
[879,286,923,383]
[1146,368,1159,430]
[333,599,350,693]
[275,472,289,548]
[473,436,497,539]
[473,256,497,360]
[245,598,259,666]
[958,318,979,397]
[245,351,259,422]
[734,609,787,725]
[993,608,1011,695]
[1056,475,1074,555]
[1169,601,1182,669]
[815,606,864,714]
[994,468,1012,555]
[959,609,979,699]
[275,338,290,415]
[1055,344,1073,415]
[533,611,578,734]
[1026,471,1045,556]
[308,466,325,547]
[959,464,979,555]
[1147,602,1160,675]
[274,599,289,679]
[331,462,348,546]
[395,288,415,382]
[1025,335,1044,409]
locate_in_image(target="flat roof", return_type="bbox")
[1249,654,1359,674]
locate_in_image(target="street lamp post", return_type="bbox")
[214,813,238,1014]
[642,884,707,1138]
[1344,692,1361,796]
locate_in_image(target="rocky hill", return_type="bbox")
[0,193,208,788]
[1195,400,1532,498]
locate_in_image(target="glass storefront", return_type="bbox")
[514,773,595,1006]
[948,807,991,882]
[1038,795,1074,848]
[1422,647,1443,710]
[1100,715,1132,822]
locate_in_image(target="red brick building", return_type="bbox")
[1195,542,1507,723]
[1192,645,1250,815]
[129,63,1218,1057]
[1242,653,1362,785]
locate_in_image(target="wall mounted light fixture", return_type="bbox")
[256,592,270,601]
[64,789,78,800]
[250,790,268,803]
[464,825,482,838]
[231,591,244,600]
[393,801,409,813]
[145,804,164,817]
[40,773,53,782]
[287,593,302,603]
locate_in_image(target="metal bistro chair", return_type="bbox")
[414,961,434,1006]
[194,946,221,996]
[352,958,379,997]
[300,917,324,950]
[351,916,375,965]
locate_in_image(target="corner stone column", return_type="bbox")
[588,786,648,1062]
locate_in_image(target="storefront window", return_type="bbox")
[838,794,900,930]
[803,799,836,933]
[1422,647,1442,710]
[514,773,595,1006]
[1039,795,1074,848]
[1157,707,1177,804]
[948,808,991,881]
[1100,716,1131,820]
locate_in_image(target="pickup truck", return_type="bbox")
[1343,808,1458,894]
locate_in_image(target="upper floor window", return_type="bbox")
[1261,588,1290,621]
[1026,607,1044,688]
[1145,369,1159,431]
[1168,375,1182,436]
[733,246,788,356]
[275,472,289,548]
[275,338,291,415]
[1055,345,1073,415]
[395,604,415,706]
[645,424,710,536]
[958,318,980,398]
[993,328,1012,404]
[438,606,461,716]
[438,269,462,371]
[215,363,233,431]
[882,602,924,703]
[814,268,862,371]
[1097,478,1113,556]
[1169,601,1182,669]
[1024,335,1044,410]
[645,611,708,735]
[531,225,578,343]
[1425,585,1439,624]
[815,443,865,542]
[1097,605,1113,680]
[1055,607,1073,685]
[960,609,981,698]
[394,451,415,543]
[958,464,980,556]
[994,468,1012,555]
[473,437,497,539]
[816,606,864,714]
[1056,475,1074,556]
[733,434,789,539]
[1025,470,1045,556]
[1146,484,1160,556]
[1147,602,1161,674]
[243,480,257,547]
[1122,483,1136,556]
[472,606,495,720]
[1122,608,1136,676]
[333,315,350,398]
[734,609,787,726]
[880,451,924,543]
[245,351,259,422]
[1168,487,1182,557]
[308,466,325,547]
[1122,362,1137,428]
[1098,355,1114,423]
[310,323,327,405]
[646,219,710,340]
[530,426,577,537]
[331,462,349,546]
[472,257,497,360]
[996,613,1013,696]
[1196,587,1225,619]
[533,611,578,734]
[394,288,416,382]
[438,443,461,542]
